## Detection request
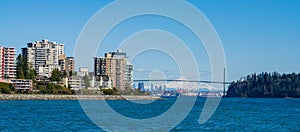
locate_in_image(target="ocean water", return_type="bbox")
[0,97,299,131]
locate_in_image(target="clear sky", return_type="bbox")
[0,0,300,81]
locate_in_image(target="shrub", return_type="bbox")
[101,88,119,95]
[1,87,11,94]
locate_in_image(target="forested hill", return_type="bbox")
[226,72,300,98]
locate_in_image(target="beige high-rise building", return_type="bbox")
[105,56,127,89]
[58,55,75,77]
[0,46,16,79]
[58,54,66,71]
[94,50,133,90]
[66,57,75,75]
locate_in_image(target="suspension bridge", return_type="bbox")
[133,79,231,84]
[132,68,239,95]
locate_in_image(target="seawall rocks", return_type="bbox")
[0,94,161,100]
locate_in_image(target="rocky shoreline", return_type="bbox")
[0,94,162,100]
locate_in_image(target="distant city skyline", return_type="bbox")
[1,0,300,82]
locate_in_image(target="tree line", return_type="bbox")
[226,72,300,98]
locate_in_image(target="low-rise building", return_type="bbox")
[10,79,33,90]
[99,75,112,89]
[38,64,61,77]
[68,76,82,90]
[77,67,89,77]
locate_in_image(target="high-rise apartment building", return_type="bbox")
[94,50,133,90]
[22,39,66,77]
[0,46,16,79]
[58,54,66,72]
[126,64,133,86]
[58,55,75,76]
[94,58,106,80]
[66,57,75,75]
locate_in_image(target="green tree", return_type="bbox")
[0,87,11,94]
[16,54,26,79]
[27,63,37,80]
[227,72,300,98]
[69,71,73,77]
[50,68,62,82]
[101,87,118,95]
[16,54,37,80]
[62,71,67,77]
[83,74,90,88]
[18,70,25,79]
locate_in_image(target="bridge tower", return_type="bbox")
[223,68,226,96]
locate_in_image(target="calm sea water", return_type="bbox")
[0,97,299,131]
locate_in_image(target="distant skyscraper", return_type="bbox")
[94,49,133,90]
[150,84,154,91]
[138,82,144,91]
[0,46,16,79]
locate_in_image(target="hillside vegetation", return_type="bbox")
[226,72,300,98]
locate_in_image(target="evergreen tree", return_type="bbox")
[83,74,90,88]
[227,72,300,98]
[50,68,62,82]
[16,54,37,80]
[16,54,25,79]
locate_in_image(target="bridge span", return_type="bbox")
[133,79,231,84]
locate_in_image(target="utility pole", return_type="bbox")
[223,68,226,96]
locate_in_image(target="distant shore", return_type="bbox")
[0,94,162,100]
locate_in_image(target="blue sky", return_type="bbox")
[0,0,300,81]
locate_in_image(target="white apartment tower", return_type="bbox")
[22,39,65,77]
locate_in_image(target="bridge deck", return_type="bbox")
[133,79,231,84]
